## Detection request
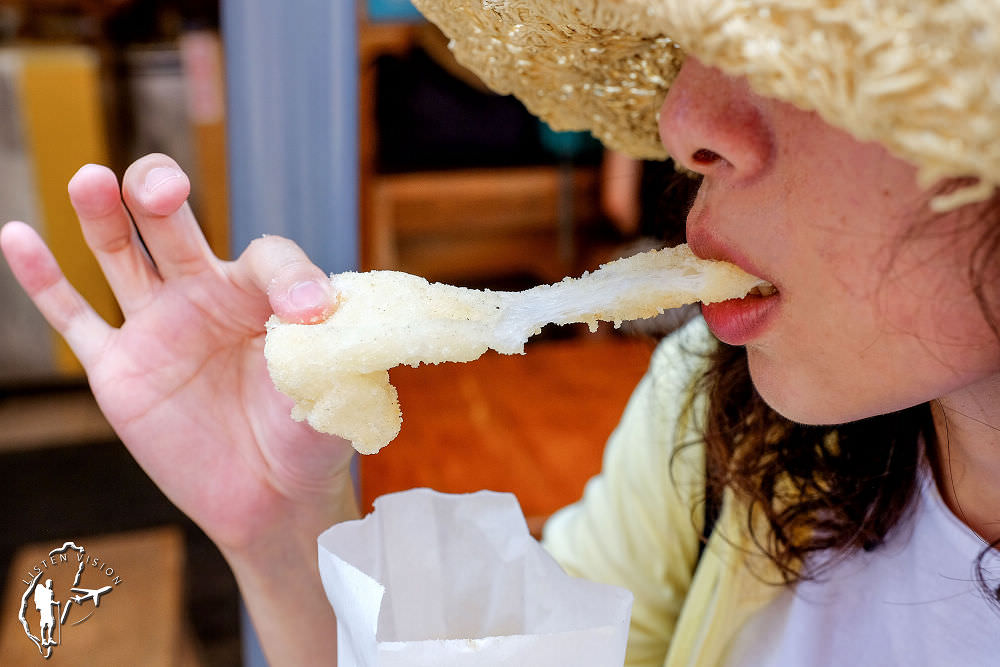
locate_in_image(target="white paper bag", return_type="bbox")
[318,488,633,666]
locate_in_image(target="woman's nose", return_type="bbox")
[658,57,773,181]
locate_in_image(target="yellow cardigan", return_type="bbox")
[543,319,785,667]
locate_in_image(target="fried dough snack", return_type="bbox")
[264,244,767,454]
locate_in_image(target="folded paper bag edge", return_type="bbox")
[373,624,632,666]
[317,543,385,667]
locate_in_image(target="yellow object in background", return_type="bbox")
[15,46,120,376]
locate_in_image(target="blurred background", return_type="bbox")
[0,1,692,664]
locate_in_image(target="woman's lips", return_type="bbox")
[701,290,780,345]
[687,227,779,345]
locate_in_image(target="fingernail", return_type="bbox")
[144,166,182,193]
[287,280,328,310]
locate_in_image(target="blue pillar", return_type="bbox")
[221,4,359,665]
[222,0,359,274]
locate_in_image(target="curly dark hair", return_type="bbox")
[694,342,933,580]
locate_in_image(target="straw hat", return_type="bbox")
[411,0,999,210]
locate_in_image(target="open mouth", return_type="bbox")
[746,283,778,297]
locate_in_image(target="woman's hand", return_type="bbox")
[3,154,355,663]
[1,154,358,554]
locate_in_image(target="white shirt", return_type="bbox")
[727,468,999,666]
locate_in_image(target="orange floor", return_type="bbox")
[360,331,655,521]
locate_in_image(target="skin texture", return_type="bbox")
[660,58,1000,543]
[1,56,998,663]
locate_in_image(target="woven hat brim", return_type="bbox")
[412,0,1000,210]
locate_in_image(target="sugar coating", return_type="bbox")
[264,244,766,454]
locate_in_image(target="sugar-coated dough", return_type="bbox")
[264,244,766,454]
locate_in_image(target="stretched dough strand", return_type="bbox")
[264,244,767,454]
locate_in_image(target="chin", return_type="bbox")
[754,384,835,425]
[746,353,868,426]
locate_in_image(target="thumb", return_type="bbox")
[233,235,337,324]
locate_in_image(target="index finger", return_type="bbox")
[1,221,114,369]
